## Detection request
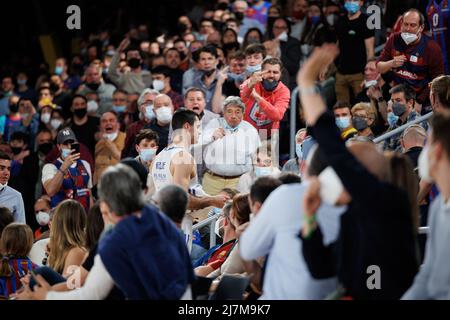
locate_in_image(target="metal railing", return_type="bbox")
[373,112,433,144]
[289,87,299,159]
[192,213,220,249]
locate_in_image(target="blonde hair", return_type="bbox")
[352,102,377,121]
[48,200,86,274]
[431,75,450,108]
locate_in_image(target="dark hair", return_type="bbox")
[71,94,88,105]
[278,172,301,184]
[389,83,416,102]
[119,158,149,190]
[231,194,252,226]
[221,28,238,44]
[164,48,181,59]
[243,28,264,48]
[113,89,128,96]
[10,131,30,146]
[333,101,352,112]
[227,50,246,61]
[262,57,283,70]
[244,43,266,58]
[158,185,188,224]
[0,151,11,161]
[38,86,52,96]
[431,113,450,160]
[135,129,159,146]
[85,202,104,252]
[272,17,292,35]
[184,87,206,100]
[249,177,282,204]
[37,127,53,137]
[151,65,172,78]
[171,109,199,130]
[198,44,219,59]
[307,146,329,176]
[0,207,13,237]
[219,188,239,199]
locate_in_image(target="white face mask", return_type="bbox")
[278,31,288,42]
[152,80,165,92]
[155,106,173,124]
[50,119,63,130]
[364,79,378,88]
[87,100,99,113]
[401,32,419,45]
[104,131,118,141]
[36,211,50,226]
[145,105,156,120]
[418,145,433,183]
[318,167,344,205]
[40,113,51,124]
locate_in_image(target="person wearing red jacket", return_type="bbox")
[241,57,290,166]
[240,57,290,138]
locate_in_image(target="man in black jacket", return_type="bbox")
[297,44,419,299]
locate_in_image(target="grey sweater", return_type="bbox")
[402,194,450,300]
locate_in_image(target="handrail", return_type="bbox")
[290,87,299,159]
[373,112,433,144]
[192,213,219,248]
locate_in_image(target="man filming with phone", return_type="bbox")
[42,128,93,211]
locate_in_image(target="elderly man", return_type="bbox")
[78,65,116,114]
[184,87,219,128]
[94,111,126,185]
[377,9,444,108]
[122,89,159,158]
[199,96,260,195]
[108,38,152,94]
[143,94,173,153]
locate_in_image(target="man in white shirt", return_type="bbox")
[0,151,25,223]
[201,96,261,195]
[240,145,345,299]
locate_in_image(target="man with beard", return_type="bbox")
[78,66,116,114]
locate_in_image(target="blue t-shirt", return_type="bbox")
[98,204,195,300]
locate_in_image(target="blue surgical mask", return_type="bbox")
[254,166,272,177]
[335,116,351,130]
[224,121,240,132]
[246,64,261,74]
[344,1,360,14]
[61,148,71,159]
[311,16,321,25]
[296,143,303,159]
[262,79,279,91]
[140,148,156,162]
[17,79,27,86]
[113,105,126,113]
[55,66,64,75]
[145,105,155,120]
[387,112,399,127]
[227,72,245,84]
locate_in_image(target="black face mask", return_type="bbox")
[86,82,100,91]
[50,82,60,93]
[213,21,224,32]
[10,146,23,155]
[128,58,141,69]
[74,108,87,119]
[203,68,216,77]
[38,142,53,155]
[262,79,279,91]
[177,22,188,34]
[178,50,187,61]
[9,104,18,113]
[235,12,244,21]
[352,116,369,131]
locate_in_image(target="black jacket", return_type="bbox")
[301,112,419,299]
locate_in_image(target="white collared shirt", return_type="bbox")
[200,118,261,176]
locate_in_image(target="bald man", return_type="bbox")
[143,94,173,153]
[401,124,427,168]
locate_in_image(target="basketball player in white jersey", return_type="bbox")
[151,109,229,210]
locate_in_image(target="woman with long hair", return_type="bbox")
[47,199,87,277]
